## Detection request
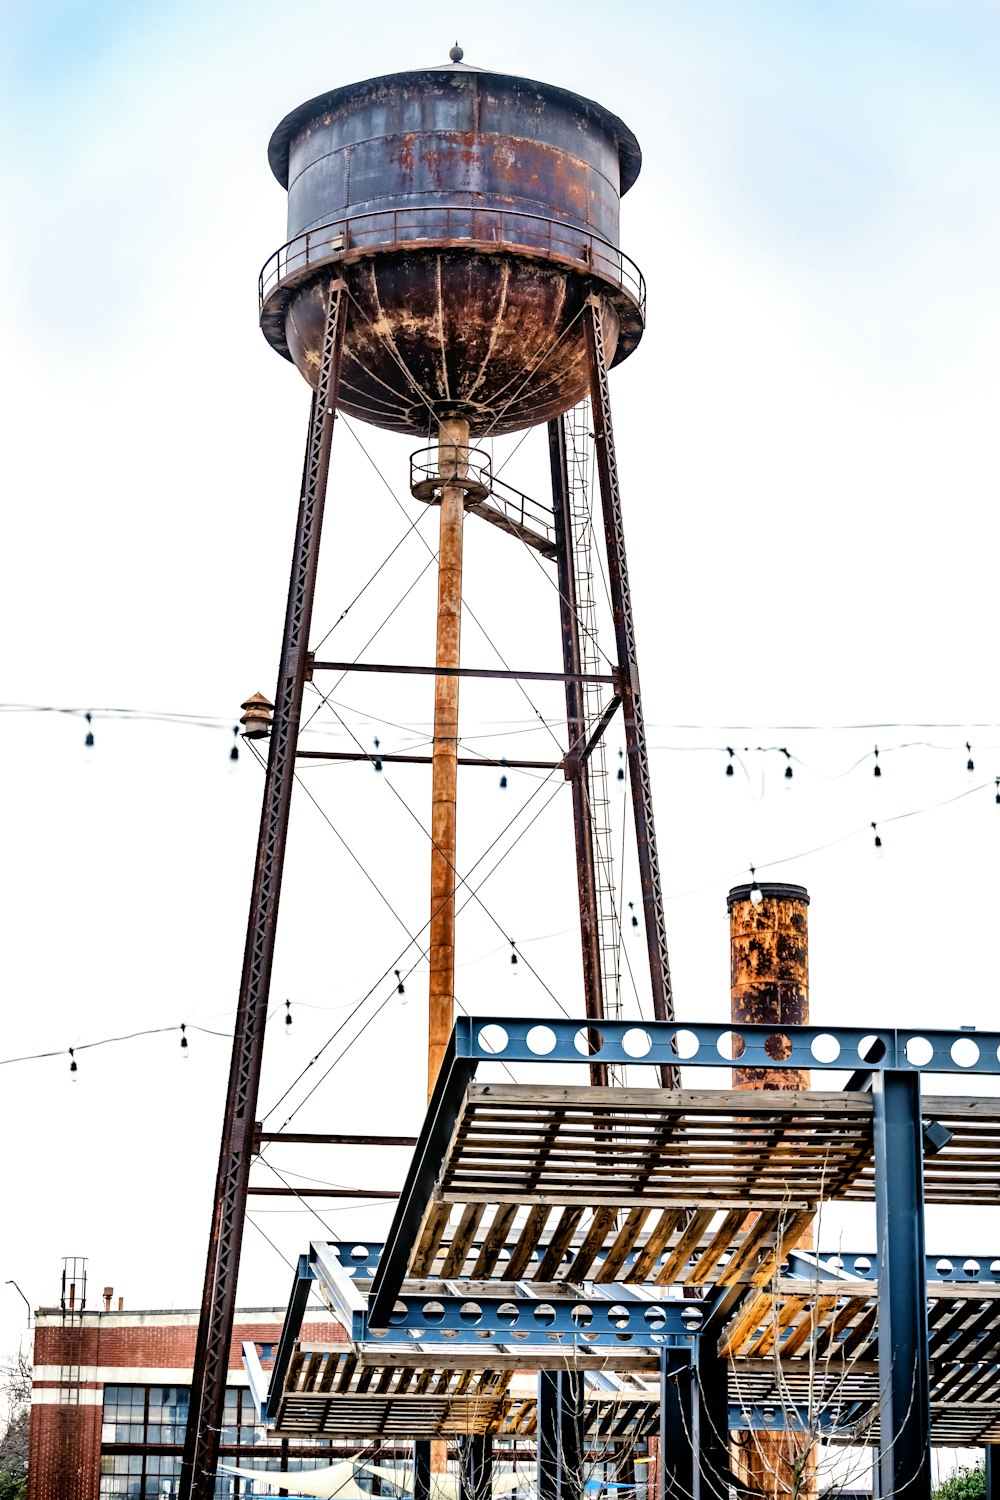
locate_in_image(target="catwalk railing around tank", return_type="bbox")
[259,207,646,319]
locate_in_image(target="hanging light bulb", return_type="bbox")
[966,742,975,775]
[873,747,881,778]
[725,748,735,778]
[69,1048,78,1082]
[499,757,508,790]
[749,867,763,906]
[628,901,638,929]
[229,727,239,765]
[284,998,292,1037]
[616,749,625,783]
[871,821,883,855]
[996,778,1000,806]
[510,941,518,967]
[781,748,793,784]
[395,969,406,999]
[372,738,382,773]
[84,712,94,750]
[180,1023,189,1059]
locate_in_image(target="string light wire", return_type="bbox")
[0,1021,232,1069]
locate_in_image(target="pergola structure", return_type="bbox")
[254,1018,1000,1500]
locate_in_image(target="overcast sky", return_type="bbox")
[2,1,999,1461]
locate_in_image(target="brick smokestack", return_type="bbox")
[727,881,810,1089]
[727,881,816,1499]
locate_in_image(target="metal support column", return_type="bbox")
[414,1442,431,1500]
[694,1333,731,1500]
[986,1449,997,1500]
[659,1348,694,1500]
[179,281,348,1500]
[659,1342,728,1500]
[873,1069,931,1500]
[460,1435,493,1500]
[538,1370,585,1500]
[548,415,607,1085]
[583,293,677,1085]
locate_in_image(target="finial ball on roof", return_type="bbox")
[449,42,464,62]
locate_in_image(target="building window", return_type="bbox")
[102,1386,147,1445]
[100,1384,332,1497]
[221,1388,264,1448]
[146,1387,190,1445]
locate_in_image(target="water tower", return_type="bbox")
[180,51,675,1500]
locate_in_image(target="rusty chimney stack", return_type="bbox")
[728,884,817,1499]
[103,1287,113,1313]
[727,881,810,1090]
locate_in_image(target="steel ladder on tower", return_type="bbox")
[564,400,624,1081]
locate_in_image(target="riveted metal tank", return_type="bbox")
[260,58,645,436]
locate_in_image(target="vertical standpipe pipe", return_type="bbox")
[427,419,469,1100]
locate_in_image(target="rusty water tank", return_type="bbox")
[259,57,645,436]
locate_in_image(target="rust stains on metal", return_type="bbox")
[283,252,627,436]
[427,418,469,1099]
[728,882,810,1092]
[728,881,817,1493]
[262,65,644,433]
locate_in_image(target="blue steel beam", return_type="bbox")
[353,1288,704,1345]
[314,1240,706,1348]
[456,1016,1000,1076]
[874,1070,931,1500]
[728,1404,862,1435]
[338,1241,1000,1291]
[369,1030,476,1330]
[265,1255,315,1419]
[785,1250,1000,1285]
[370,1015,998,1326]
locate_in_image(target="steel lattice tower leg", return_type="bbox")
[178,281,348,1500]
[548,415,608,1086]
[583,292,677,1085]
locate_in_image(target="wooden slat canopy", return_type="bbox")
[271,1348,658,1439]
[724,1281,1000,1446]
[400,1087,1000,1291]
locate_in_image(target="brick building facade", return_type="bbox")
[28,1306,343,1500]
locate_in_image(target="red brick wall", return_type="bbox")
[31,1317,338,1372]
[27,1313,342,1500]
[28,1402,102,1500]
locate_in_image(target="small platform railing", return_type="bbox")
[409,445,492,503]
[259,205,646,317]
[409,447,558,558]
